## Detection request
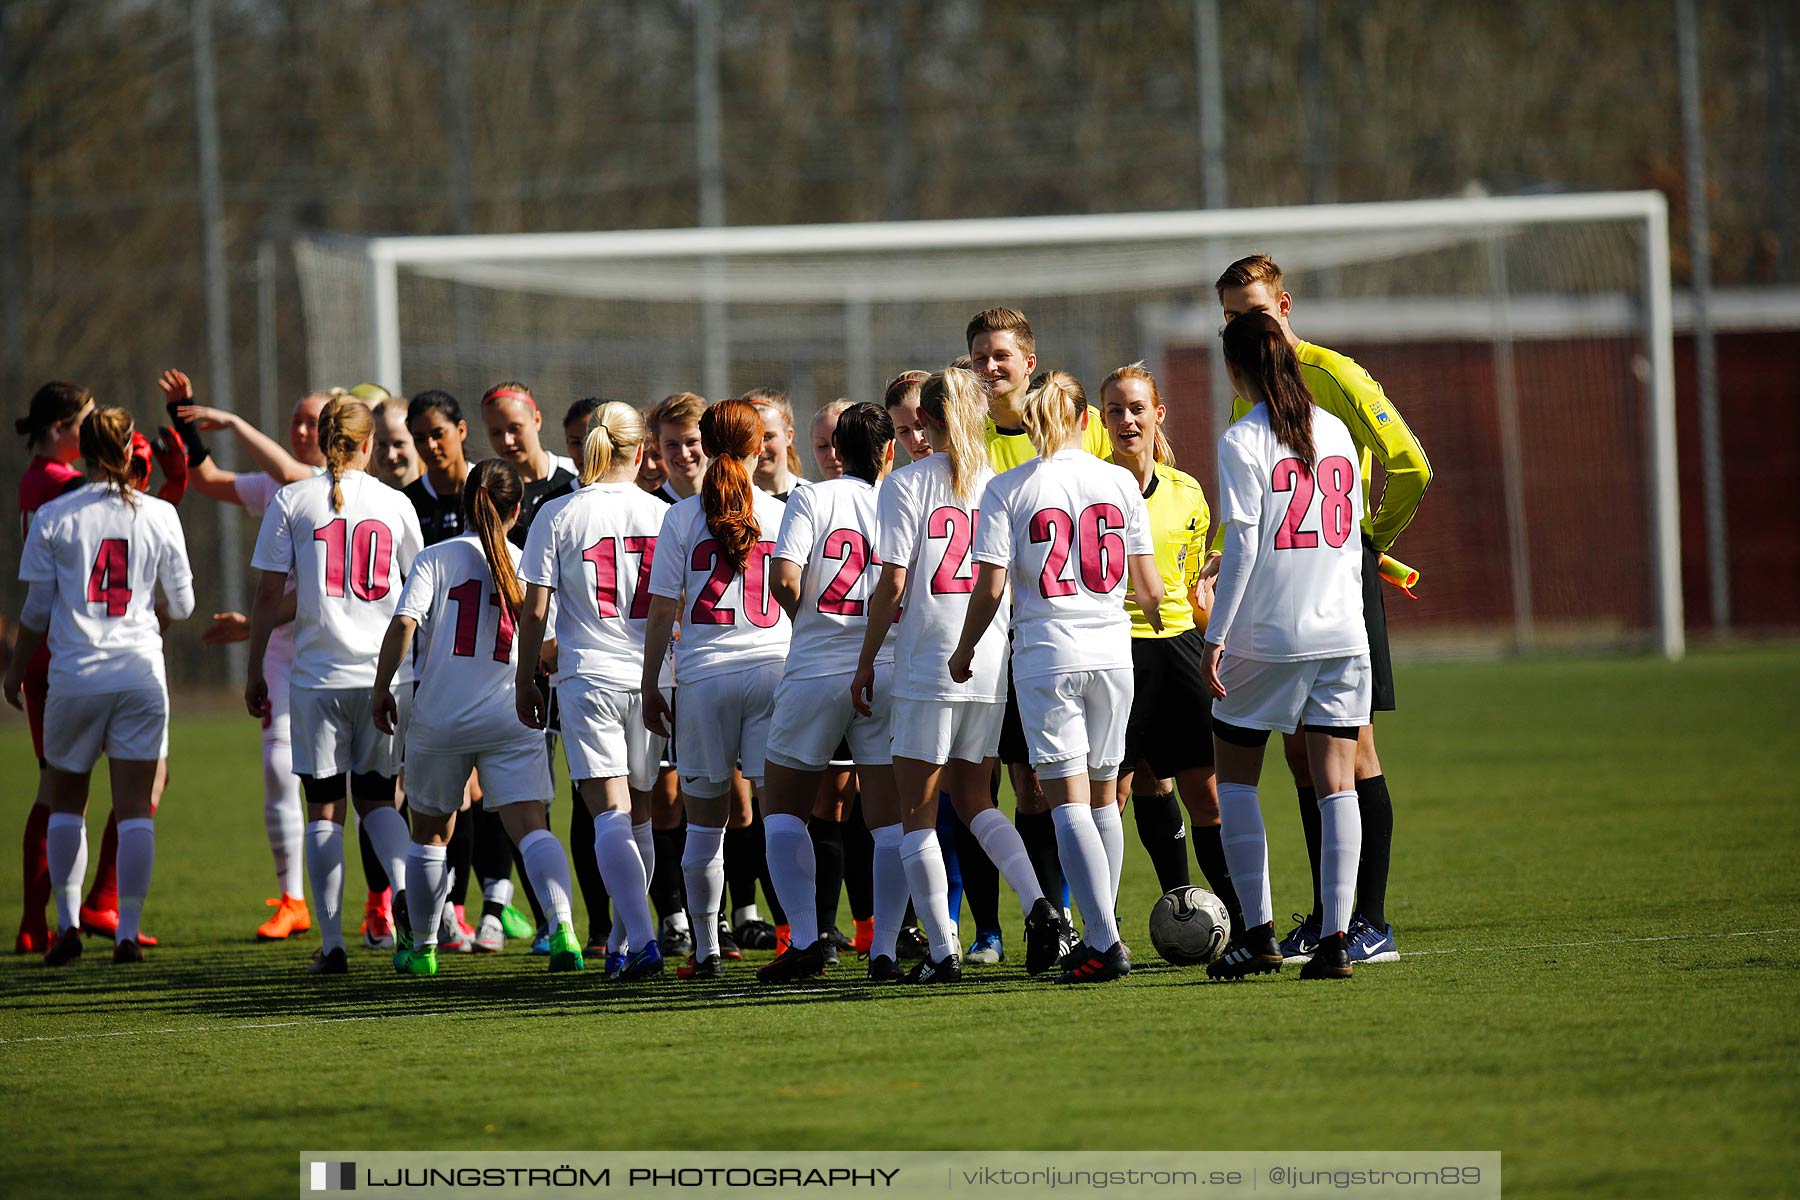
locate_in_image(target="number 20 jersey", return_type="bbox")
[1212,404,1366,662]
[875,454,1007,703]
[647,490,792,686]
[251,470,424,689]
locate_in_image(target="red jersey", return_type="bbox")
[18,455,83,675]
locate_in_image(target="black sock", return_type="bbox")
[446,809,474,910]
[1191,823,1244,941]
[471,805,514,908]
[1132,791,1191,893]
[1296,785,1322,921]
[649,824,687,923]
[357,820,389,894]
[954,807,1002,934]
[568,792,610,943]
[724,822,759,914]
[1355,775,1394,928]
[1014,809,1063,903]
[811,816,846,934]
[842,794,874,922]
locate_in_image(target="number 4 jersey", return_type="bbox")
[1209,404,1367,661]
[647,490,792,686]
[395,533,533,747]
[974,449,1153,682]
[251,470,424,689]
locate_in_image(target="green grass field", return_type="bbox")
[2,648,1797,1199]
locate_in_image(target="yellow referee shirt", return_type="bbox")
[985,407,1113,473]
[1210,341,1431,555]
[1123,461,1210,639]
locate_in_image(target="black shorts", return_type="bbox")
[1122,627,1215,779]
[1362,536,1396,712]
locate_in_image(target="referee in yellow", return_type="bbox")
[1205,254,1432,966]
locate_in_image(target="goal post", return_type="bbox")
[295,190,1681,659]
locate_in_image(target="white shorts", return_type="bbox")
[1014,668,1133,782]
[404,736,551,818]
[557,678,666,792]
[290,685,408,779]
[890,697,1005,766]
[262,643,293,747]
[765,666,894,771]
[1211,651,1372,733]
[42,686,169,772]
[675,662,782,797]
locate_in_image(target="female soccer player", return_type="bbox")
[949,371,1162,985]
[743,388,807,500]
[1202,312,1368,982]
[372,458,582,976]
[753,403,902,983]
[370,396,420,489]
[882,371,933,464]
[810,400,851,480]
[515,402,671,980]
[854,367,1063,981]
[246,395,424,975]
[5,406,193,964]
[641,399,792,980]
[1100,364,1244,940]
[478,381,577,544]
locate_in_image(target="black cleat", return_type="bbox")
[905,952,962,984]
[43,927,83,967]
[1207,922,1283,981]
[717,917,743,961]
[675,953,722,980]
[821,939,840,967]
[757,939,828,983]
[867,954,902,982]
[822,925,854,952]
[1298,931,1353,980]
[733,918,777,950]
[1024,897,1064,976]
[307,945,350,975]
[1055,940,1131,984]
[896,925,929,960]
[659,920,694,959]
[111,938,145,964]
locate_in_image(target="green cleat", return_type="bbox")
[547,922,585,973]
[498,905,536,940]
[393,945,438,976]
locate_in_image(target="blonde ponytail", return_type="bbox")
[79,406,138,507]
[1021,370,1086,462]
[580,401,647,485]
[919,366,988,502]
[317,395,375,511]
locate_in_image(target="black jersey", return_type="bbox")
[403,475,465,546]
[510,461,579,547]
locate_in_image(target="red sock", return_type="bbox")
[20,804,50,935]
[84,810,119,912]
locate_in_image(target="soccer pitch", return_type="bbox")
[2,648,1796,1199]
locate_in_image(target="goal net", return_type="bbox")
[295,192,1681,658]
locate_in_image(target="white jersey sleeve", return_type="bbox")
[648,493,791,685]
[878,456,1006,702]
[398,536,534,748]
[1209,407,1367,662]
[234,471,281,518]
[774,477,893,680]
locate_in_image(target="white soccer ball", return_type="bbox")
[1149,886,1230,966]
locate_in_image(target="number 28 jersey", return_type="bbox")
[647,491,792,686]
[395,534,532,748]
[1211,404,1366,662]
[973,450,1152,682]
[251,470,424,689]
[876,454,1007,703]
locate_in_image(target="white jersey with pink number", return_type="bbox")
[19,484,193,693]
[772,476,895,681]
[1210,404,1366,662]
[875,454,1007,703]
[395,534,532,749]
[519,481,669,690]
[251,470,423,689]
[973,449,1152,682]
[647,491,791,686]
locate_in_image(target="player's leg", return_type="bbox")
[497,799,583,973]
[842,789,875,955]
[650,687,692,955]
[300,772,351,973]
[99,688,166,960]
[254,704,311,941]
[1276,729,1324,962]
[893,747,957,982]
[810,764,853,952]
[719,774,756,960]
[41,763,92,965]
[1350,537,1398,956]
[1121,635,1188,895]
[1002,666,1061,907]
[1204,652,1292,981]
[951,790,1002,962]
[16,652,54,954]
[568,780,610,953]
[1297,652,1373,981]
[670,669,750,979]
[1174,764,1242,942]
[758,761,827,980]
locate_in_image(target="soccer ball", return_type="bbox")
[1149,887,1230,966]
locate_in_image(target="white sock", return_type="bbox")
[517,829,574,930]
[870,823,907,961]
[405,843,448,948]
[680,824,726,961]
[306,820,347,953]
[631,820,655,884]
[593,809,656,951]
[114,817,155,944]
[1216,782,1272,930]
[46,812,87,933]
[358,804,411,905]
[264,738,305,899]
[483,877,514,908]
[731,904,762,927]
[900,828,958,961]
[1091,800,1125,907]
[1317,789,1363,938]
[1050,803,1120,950]
[968,806,1044,914]
[763,813,819,950]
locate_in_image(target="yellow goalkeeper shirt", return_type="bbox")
[985,407,1113,472]
[1210,340,1431,555]
[1122,460,1210,639]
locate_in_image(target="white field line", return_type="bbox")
[3,928,1795,1047]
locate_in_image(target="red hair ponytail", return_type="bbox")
[699,399,762,571]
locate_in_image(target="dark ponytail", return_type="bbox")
[831,402,894,485]
[79,406,139,507]
[16,381,93,444]
[1220,312,1315,467]
[463,458,525,617]
[698,399,761,571]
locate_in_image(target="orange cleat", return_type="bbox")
[851,917,874,956]
[16,926,51,955]
[361,889,395,950]
[256,895,313,941]
[80,905,157,947]
[774,923,791,956]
